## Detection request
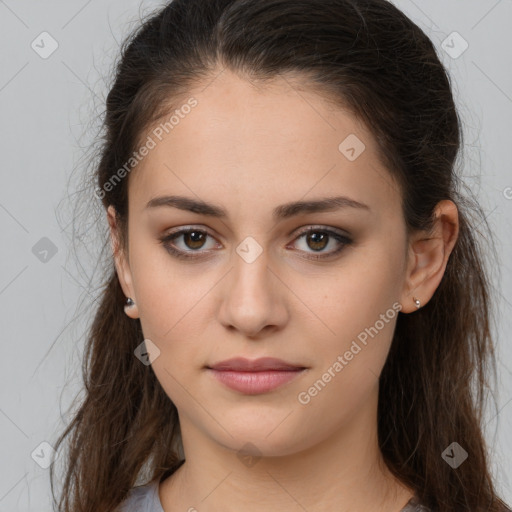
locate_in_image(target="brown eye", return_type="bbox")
[290,226,353,260]
[159,225,352,262]
[159,228,219,260]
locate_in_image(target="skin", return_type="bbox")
[108,68,459,512]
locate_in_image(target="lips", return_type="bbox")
[206,357,308,394]
[207,357,306,372]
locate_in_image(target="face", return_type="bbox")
[109,68,416,457]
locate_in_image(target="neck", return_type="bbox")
[159,387,414,512]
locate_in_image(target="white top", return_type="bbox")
[118,480,431,512]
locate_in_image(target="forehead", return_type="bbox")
[128,69,401,221]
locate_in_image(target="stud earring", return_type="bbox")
[413,296,421,309]
[125,297,135,308]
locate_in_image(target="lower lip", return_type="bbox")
[207,369,306,394]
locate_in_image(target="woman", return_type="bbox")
[50,0,511,511]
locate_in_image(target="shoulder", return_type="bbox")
[400,495,512,512]
[117,480,164,512]
[400,495,432,512]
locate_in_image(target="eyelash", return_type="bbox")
[158,225,353,261]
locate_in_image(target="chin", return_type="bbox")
[211,423,309,459]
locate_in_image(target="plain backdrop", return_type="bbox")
[0,1,511,510]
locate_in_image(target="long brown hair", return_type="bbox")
[50,1,510,511]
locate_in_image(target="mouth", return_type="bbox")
[205,357,308,394]
[206,356,307,372]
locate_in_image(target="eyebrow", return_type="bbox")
[144,194,371,220]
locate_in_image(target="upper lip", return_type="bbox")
[207,357,306,372]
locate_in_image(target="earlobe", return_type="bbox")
[106,205,140,319]
[399,200,459,313]
[124,297,138,318]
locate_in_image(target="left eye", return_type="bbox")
[159,226,352,260]
[291,227,352,258]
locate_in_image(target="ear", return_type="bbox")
[399,200,459,313]
[107,205,139,319]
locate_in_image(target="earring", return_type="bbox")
[125,297,135,308]
[413,296,421,309]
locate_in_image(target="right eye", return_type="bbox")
[159,227,219,260]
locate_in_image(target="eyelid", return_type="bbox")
[161,224,349,241]
[291,224,350,239]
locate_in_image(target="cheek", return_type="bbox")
[306,247,402,331]
[294,291,400,436]
[129,235,206,337]
[298,246,403,380]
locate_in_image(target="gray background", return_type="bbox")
[0,1,511,510]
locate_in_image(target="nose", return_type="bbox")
[217,246,289,339]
